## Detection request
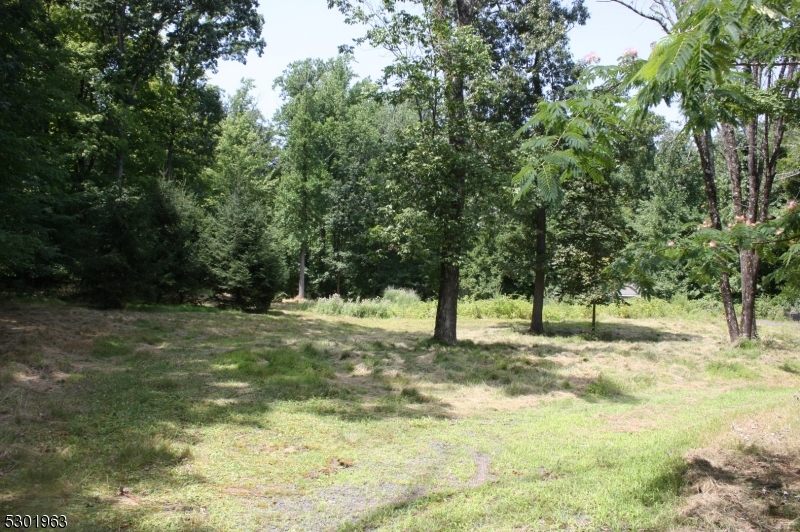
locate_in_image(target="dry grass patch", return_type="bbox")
[678,403,800,531]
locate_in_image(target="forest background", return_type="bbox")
[2,0,800,343]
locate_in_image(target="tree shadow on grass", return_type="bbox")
[538,321,701,343]
[0,304,646,529]
[483,319,701,343]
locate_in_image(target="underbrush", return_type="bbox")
[296,293,740,321]
[296,293,796,322]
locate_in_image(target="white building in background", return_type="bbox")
[619,285,640,298]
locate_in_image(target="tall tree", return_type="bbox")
[274,57,354,299]
[331,0,586,343]
[205,79,277,201]
[0,0,76,285]
[632,0,800,340]
[514,69,622,334]
[61,0,264,194]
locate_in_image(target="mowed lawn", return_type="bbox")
[1,302,799,531]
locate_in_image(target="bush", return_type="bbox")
[460,297,530,319]
[202,191,286,311]
[382,287,421,306]
[296,294,733,321]
[80,192,157,308]
[79,181,209,308]
[304,295,394,318]
[149,179,209,303]
[755,295,794,321]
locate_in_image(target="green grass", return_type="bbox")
[706,361,758,379]
[90,337,135,358]
[1,301,799,531]
[779,360,800,374]
[584,374,626,397]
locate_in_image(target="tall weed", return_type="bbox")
[297,294,773,321]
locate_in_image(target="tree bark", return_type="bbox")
[737,118,762,339]
[298,246,306,300]
[694,130,739,342]
[530,206,546,335]
[434,261,460,344]
[720,123,744,218]
[721,122,759,339]
[739,250,760,338]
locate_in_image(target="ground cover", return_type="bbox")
[1,301,799,531]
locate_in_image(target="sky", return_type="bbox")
[208,0,681,122]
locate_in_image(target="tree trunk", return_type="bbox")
[434,261,459,344]
[114,123,125,197]
[720,123,744,218]
[298,246,306,300]
[694,130,739,342]
[432,0,471,345]
[739,250,759,338]
[530,206,546,335]
[591,303,596,335]
[165,125,176,180]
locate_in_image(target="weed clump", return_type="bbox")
[707,361,757,379]
[585,375,625,397]
[779,360,800,374]
[399,387,432,403]
[382,287,421,306]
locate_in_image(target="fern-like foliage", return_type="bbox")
[514,73,622,207]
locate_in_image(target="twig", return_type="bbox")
[598,0,670,33]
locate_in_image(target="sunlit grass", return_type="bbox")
[0,301,799,531]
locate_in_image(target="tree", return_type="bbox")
[205,79,278,202]
[514,70,622,334]
[0,0,77,287]
[274,57,355,299]
[550,172,631,332]
[330,0,586,343]
[60,0,264,194]
[621,128,708,298]
[202,190,286,311]
[631,0,800,340]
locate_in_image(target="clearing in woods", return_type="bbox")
[1,301,799,531]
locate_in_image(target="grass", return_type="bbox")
[0,300,799,531]
[779,359,800,374]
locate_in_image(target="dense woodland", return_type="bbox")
[2,0,800,343]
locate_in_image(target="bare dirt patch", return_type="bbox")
[679,409,800,531]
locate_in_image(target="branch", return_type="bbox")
[652,0,676,27]
[733,61,800,67]
[598,0,670,33]
[753,232,800,246]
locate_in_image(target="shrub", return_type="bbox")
[148,179,209,304]
[80,180,209,308]
[80,191,157,308]
[308,295,394,318]
[202,191,286,311]
[382,287,421,306]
